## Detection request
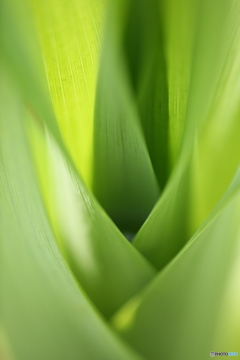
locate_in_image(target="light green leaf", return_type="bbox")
[0,70,145,360]
[161,0,198,167]
[112,169,240,360]
[1,0,156,319]
[0,0,61,147]
[27,117,156,318]
[2,0,240,358]
[30,0,108,187]
[133,0,240,269]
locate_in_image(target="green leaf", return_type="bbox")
[0,0,61,147]
[122,0,169,188]
[0,70,145,360]
[2,0,240,358]
[30,0,108,187]
[133,0,240,269]
[112,168,240,360]
[1,0,156,319]
[161,0,198,167]
[92,0,160,233]
[27,117,156,318]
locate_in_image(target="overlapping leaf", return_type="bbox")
[27,117,156,318]
[133,0,240,269]
[1,0,240,358]
[1,0,157,320]
[112,169,240,360]
[0,71,145,360]
[92,0,160,232]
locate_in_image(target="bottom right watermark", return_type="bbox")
[210,352,238,357]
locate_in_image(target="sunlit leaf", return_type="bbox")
[27,115,156,318]
[30,0,108,186]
